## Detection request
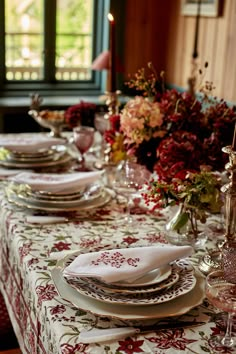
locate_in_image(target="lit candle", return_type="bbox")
[192,0,201,59]
[107,13,116,92]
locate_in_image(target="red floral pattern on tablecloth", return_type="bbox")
[117,338,144,354]
[0,165,228,354]
[146,329,197,350]
[36,284,58,306]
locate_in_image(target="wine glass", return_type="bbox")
[94,112,110,164]
[206,270,236,348]
[73,126,95,171]
[112,160,151,224]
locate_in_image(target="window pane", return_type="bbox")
[56,0,94,81]
[5,0,44,81]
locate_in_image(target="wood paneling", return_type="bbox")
[123,0,236,103]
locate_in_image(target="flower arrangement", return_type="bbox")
[143,170,222,239]
[104,62,235,239]
[65,101,97,128]
[105,62,236,176]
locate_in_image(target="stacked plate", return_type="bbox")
[63,254,196,306]
[7,183,111,212]
[51,251,205,320]
[0,135,72,169]
[6,171,111,212]
[0,145,72,169]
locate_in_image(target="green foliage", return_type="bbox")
[146,171,223,234]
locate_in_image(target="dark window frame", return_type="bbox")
[0,0,120,98]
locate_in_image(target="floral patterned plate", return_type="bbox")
[63,253,178,294]
[64,259,196,306]
[52,259,205,320]
[69,268,180,295]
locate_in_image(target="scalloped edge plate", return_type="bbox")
[51,258,205,320]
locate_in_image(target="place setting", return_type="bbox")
[4,170,112,212]
[51,244,206,325]
[0,135,73,169]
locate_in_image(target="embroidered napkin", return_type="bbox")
[63,245,193,283]
[0,135,63,153]
[10,171,103,194]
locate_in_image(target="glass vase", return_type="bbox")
[165,204,208,249]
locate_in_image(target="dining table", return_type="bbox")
[0,132,229,354]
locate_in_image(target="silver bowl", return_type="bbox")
[28,109,68,138]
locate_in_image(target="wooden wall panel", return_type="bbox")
[123,0,236,103]
[123,0,172,78]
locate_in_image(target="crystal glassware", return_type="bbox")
[73,126,95,171]
[112,160,150,224]
[94,112,110,164]
[206,270,236,348]
[222,240,236,283]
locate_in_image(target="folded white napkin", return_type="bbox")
[63,245,193,284]
[10,171,103,194]
[0,135,63,153]
[79,327,138,344]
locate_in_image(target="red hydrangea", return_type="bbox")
[65,101,96,128]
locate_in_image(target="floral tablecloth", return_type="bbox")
[0,180,230,354]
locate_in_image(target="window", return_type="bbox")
[0,0,111,97]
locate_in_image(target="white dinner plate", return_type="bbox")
[6,146,66,163]
[51,258,205,320]
[17,184,102,207]
[27,188,85,201]
[0,135,64,153]
[9,148,55,159]
[7,188,112,212]
[0,151,71,168]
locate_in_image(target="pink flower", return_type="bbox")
[120,96,163,146]
[65,101,96,128]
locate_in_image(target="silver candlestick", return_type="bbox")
[199,141,236,276]
[221,144,236,282]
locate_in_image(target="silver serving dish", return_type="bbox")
[28,109,68,138]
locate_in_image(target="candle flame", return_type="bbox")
[107,13,114,22]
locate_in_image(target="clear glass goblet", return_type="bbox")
[94,112,110,164]
[206,270,236,349]
[73,126,95,171]
[112,160,151,224]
